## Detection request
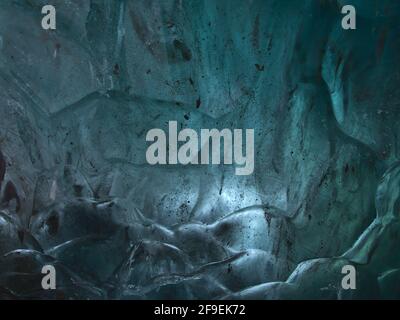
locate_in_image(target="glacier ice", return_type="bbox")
[1,0,400,299]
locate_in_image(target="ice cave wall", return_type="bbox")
[1,0,400,299]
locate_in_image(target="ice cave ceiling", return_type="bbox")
[1,0,400,299]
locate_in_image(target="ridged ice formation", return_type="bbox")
[1,0,400,299]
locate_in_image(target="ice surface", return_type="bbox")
[1,0,400,299]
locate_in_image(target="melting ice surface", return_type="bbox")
[1,0,400,299]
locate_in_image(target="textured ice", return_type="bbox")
[1,0,400,299]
